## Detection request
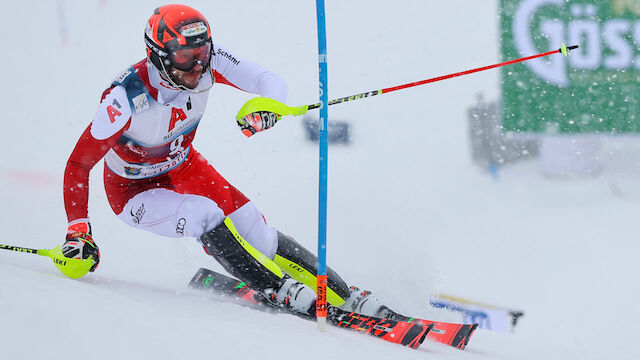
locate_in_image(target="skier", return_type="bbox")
[61,4,388,318]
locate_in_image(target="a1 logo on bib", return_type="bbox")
[91,86,132,140]
[169,107,187,132]
[106,99,123,123]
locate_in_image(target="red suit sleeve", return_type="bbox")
[64,85,131,223]
[63,126,122,222]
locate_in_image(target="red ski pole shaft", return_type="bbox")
[306,44,578,110]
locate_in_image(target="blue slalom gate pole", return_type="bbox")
[315,0,329,330]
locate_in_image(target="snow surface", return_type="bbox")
[1,1,639,359]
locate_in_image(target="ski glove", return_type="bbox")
[237,111,281,137]
[62,221,100,272]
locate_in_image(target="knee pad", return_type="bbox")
[273,231,350,306]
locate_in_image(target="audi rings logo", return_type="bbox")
[176,218,187,235]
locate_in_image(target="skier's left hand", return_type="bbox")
[62,221,100,272]
[237,111,281,137]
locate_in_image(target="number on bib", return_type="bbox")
[169,135,184,156]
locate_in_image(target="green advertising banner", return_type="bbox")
[501,0,640,134]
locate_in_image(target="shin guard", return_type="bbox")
[273,231,350,307]
[200,218,283,292]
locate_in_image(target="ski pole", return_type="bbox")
[236,43,579,120]
[0,243,95,279]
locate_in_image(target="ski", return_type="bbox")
[188,268,432,349]
[345,288,478,349]
[403,317,477,349]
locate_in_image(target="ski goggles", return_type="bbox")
[170,42,212,71]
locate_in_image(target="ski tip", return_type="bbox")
[468,323,479,339]
[460,323,479,349]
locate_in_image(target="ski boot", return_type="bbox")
[263,276,316,318]
[340,286,410,321]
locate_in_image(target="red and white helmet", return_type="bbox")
[144,4,213,89]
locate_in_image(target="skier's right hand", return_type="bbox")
[237,111,281,137]
[62,221,100,272]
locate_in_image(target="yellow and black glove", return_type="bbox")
[61,221,100,272]
[237,111,281,137]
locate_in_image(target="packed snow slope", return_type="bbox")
[1,1,638,359]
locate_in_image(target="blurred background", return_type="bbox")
[1,1,638,359]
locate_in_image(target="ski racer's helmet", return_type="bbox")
[144,4,213,90]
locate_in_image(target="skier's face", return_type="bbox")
[168,44,211,89]
[170,63,205,89]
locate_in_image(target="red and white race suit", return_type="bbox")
[64,44,287,258]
